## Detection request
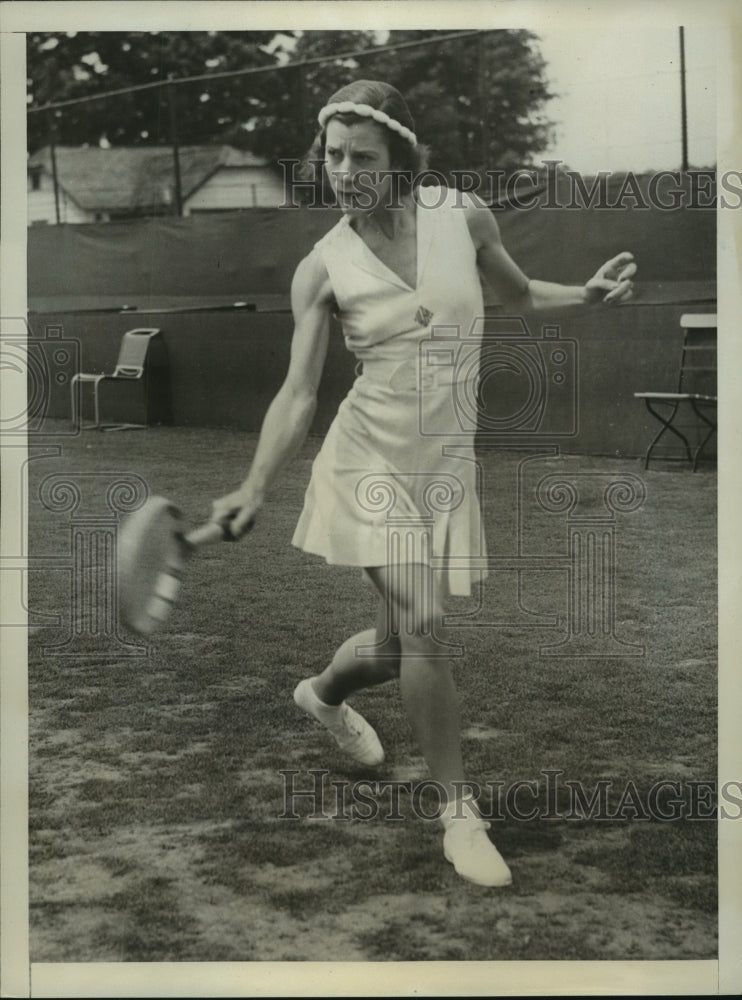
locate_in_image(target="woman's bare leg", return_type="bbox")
[294,599,395,766]
[296,562,511,884]
[362,563,511,886]
[365,563,465,803]
[311,599,401,705]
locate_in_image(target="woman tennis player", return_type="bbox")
[212,79,635,887]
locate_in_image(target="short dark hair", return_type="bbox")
[300,79,429,193]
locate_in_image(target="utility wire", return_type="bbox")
[28,30,487,114]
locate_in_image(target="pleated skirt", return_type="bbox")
[291,366,488,597]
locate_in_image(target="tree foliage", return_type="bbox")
[26,31,276,151]
[27,29,555,178]
[347,29,554,175]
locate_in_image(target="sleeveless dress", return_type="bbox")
[291,185,488,597]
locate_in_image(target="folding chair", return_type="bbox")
[634,313,717,471]
[70,327,162,430]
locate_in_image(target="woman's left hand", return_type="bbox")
[584,252,637,305]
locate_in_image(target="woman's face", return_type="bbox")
[324,117,397,216]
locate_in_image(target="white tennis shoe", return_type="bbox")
[443,809,513,888]
[293,678,385,767]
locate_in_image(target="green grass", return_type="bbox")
[26,423,718,961]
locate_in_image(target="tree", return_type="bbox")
[266,29,555,179]
[361,29,555,177]
[26,31,276,152]
[27,29,556,182]
[227,30,383,164]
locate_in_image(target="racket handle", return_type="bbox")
[184,518,254,549]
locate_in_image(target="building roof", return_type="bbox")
[28,145,273,213]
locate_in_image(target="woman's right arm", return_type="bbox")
[211,250,334,537]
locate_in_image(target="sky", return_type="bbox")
[534,23,718,173]
[367,22,719,174]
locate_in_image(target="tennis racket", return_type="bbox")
[117,495,248,636]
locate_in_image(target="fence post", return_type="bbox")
[167,78,183,216]
[47,111,61,224]
[679,26,689,173]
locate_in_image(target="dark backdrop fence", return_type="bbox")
[29,173,716,303]
[28,172,716,457]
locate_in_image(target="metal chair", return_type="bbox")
[634,313,717,471]
[71,327,162,430]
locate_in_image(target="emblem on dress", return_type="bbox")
[415,305,434,327]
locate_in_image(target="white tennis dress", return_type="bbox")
[291,184,488,596]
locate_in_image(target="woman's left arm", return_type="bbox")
[465,195,636,310]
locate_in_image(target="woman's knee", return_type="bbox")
[397,604,452,656]
[367,562,446,657]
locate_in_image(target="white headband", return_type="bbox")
[317,101,418,147]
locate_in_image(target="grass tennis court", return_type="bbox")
[27,423,717,961]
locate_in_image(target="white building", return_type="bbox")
[182,147,287,215]
[27,145,287,225]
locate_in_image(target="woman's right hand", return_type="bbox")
[211,487,262,540]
